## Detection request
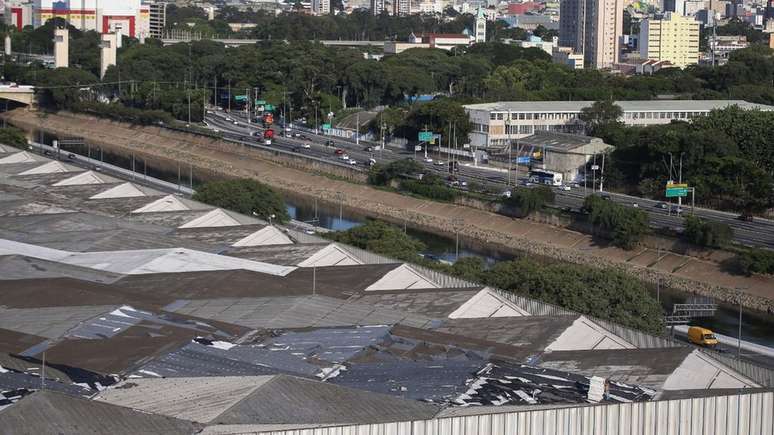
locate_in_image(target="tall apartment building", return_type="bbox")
[147,1,166,39]
[371,0,385,14]
[559,0,623,69]
[312,0,330,15]
[392,0,410,16]
[639,13,700,68]
[474,7,486,43]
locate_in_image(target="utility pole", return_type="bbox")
[507,142,512,187]
[355,111,360,145]
[599,153,606,192]
[187,87,191,125]
[677,152,684,211]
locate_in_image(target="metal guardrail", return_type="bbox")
[27,141,195,196]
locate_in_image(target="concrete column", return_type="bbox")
[54,27,69,68]
[4,35,11,56]
[100,33,117,79]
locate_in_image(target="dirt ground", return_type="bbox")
[4,110,773,312]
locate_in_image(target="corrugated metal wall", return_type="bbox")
[257,391,774,435]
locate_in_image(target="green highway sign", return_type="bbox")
[322,123,332,130]
[264,104,275,111]
[255,99,266,105]
[418,131,433,142]
[666,187,689,197]
[234,95,248,102]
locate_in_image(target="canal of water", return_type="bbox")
[24,128,774,348]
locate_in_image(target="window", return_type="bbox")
[518,113,525,120]
[496,113,504,120]
[490,113,497,120]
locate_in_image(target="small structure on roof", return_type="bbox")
[511,131,613,183]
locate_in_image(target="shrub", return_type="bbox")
[192,178,289,223]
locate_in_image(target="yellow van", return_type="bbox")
[687,326,719,347]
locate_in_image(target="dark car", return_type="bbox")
[363,146,373,152]
[738,213,754,222]
[325,140,335,147]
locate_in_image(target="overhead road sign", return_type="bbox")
[666,183,689,198]
[418,131,433,142]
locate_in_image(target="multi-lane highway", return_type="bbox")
[204,109,774,250]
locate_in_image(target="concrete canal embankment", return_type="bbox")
[4,109,773,313]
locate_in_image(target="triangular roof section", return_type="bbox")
[95,376,275,424]
[95,375,439,426]
[0,144,18,153]
[0,151,40,165]
[662,349,760,390]
[232,226,294,247]
[178,208,242,229]
[52,170,113,186]
[365,263,440,291]
[297,243,364,267]
[17,160,76,175]
[132,194,192,213]
[545,315,636,351]
[90,182,161,200]
[448,287,530,319]
[0,390,198,435]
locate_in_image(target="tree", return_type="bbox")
[368,158,424,186]
[584,195,649,249]
[734,248,774,276]
[684,215,733,248]
[192,178,289,223]
[483,258,664,334]
[451,256,486,281]
[324,219,426,263]
[579,100,624,136]
[0,127,28,149]
[504,185,554,216]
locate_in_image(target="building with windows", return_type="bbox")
[147,1,166,39]
[704,35,749,66]
[312,0,330,14]
[639,13,700,68]
[474,7,486,43]
[559,0,624,69]
[552,46,585,69]
[5,0,150,38]
[392,0,410,15]
[463,100,774,147]
[370,0,385,14]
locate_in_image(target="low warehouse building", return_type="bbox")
[512,131,613,183]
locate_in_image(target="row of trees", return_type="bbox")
[325,220,665,333]
[588,102,774,215]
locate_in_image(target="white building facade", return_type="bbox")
[464,100,774,147]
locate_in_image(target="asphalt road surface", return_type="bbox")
[204,109,774,250]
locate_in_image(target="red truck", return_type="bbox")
[263,129,274,145]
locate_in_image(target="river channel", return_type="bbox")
[23,128,774,348]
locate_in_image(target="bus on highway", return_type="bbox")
[528,169,563,186]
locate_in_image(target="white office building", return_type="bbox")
[464,100,774,147]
